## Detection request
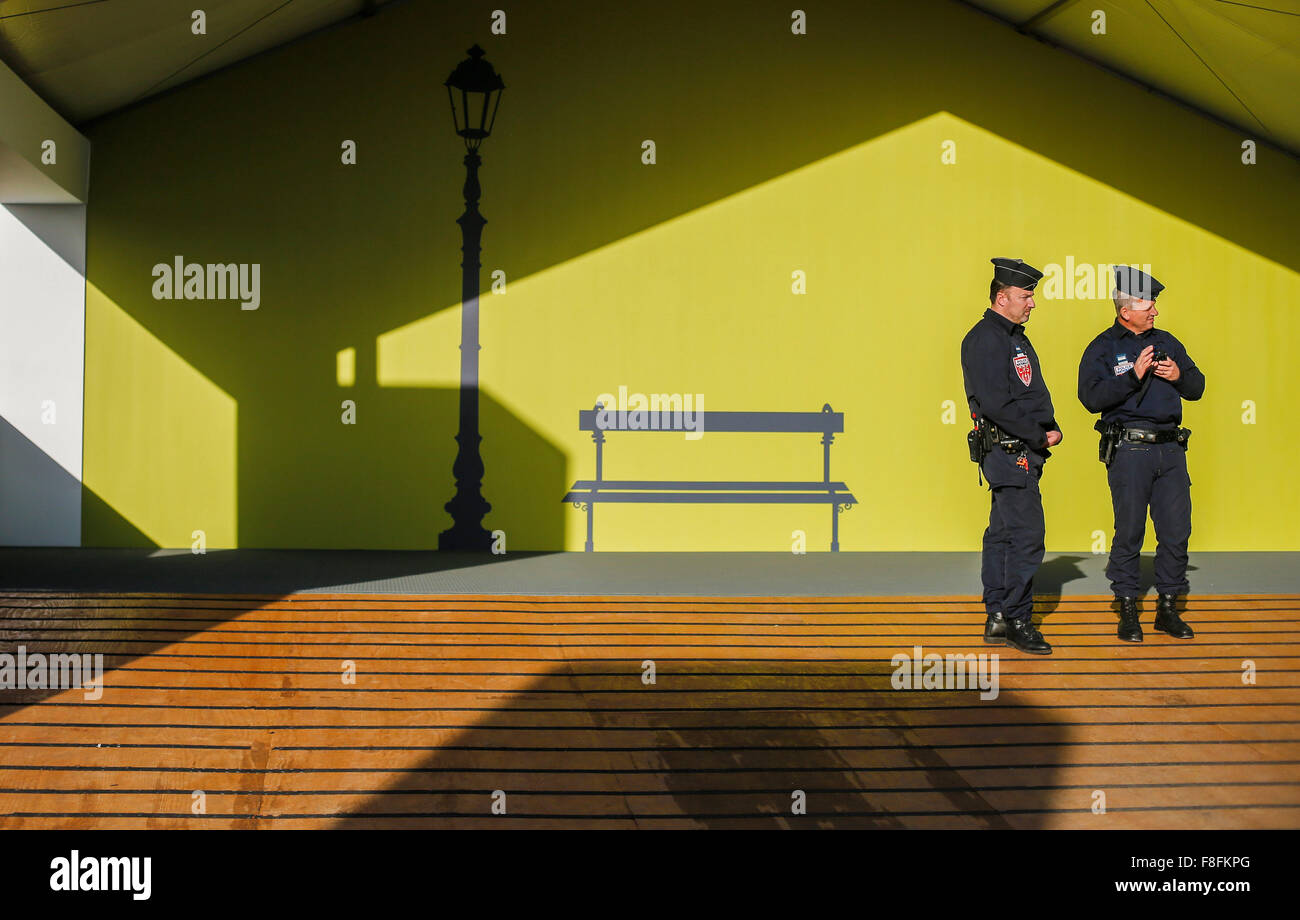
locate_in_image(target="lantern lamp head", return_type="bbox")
[445,44,505,151]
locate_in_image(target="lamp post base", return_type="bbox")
[438,430,492,552]
[437,523,494,552]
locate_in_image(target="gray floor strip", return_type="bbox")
[0,549,1296,596]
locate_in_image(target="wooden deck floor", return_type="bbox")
[1,592,1298,829]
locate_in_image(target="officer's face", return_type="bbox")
[998,287,1035,324]
[1122,299,1158,332]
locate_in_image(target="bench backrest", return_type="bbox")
[578,404,844,434]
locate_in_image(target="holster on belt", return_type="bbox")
[967,413,989,466]
[1095,420,1121,467]
[969,413,1027,485]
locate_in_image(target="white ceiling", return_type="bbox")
[0,0,1295,158]
[0,0,394,125]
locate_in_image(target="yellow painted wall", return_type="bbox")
[83,283,237,547]
[81,0,1300,550]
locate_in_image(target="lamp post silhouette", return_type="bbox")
[438,44,505,552]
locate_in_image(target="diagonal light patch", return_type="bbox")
[0,204,83,479]
[0,204,85,546]
[377,110,1300,552]
[83,282,238,548]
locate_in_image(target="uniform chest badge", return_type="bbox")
[1013,351,1032,386]
[1113,353,1133,376]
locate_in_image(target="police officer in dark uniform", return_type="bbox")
[961,258,1061,655]
[1078,266,1205,642]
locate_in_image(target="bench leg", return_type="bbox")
[585,502,594,552]
[830,503,840,552]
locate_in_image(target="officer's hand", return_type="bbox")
[1046,430,1062,447]
[1134,345,1156,379]
[1154,358,1181,382]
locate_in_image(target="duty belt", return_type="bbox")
[1121,427,1188,444]
[987,422,1026,452]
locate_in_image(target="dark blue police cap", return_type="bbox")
[1113,265,1164,301]
[990,257,1043,291]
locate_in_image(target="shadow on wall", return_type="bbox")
[78,279,573,549]
[80,486,159,548]
[2,204,85,275]
[325,658,1064,829]
[0,417,83,547]
[75,0,1298,550]
[231,382,568,550]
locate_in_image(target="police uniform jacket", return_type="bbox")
[961,308,1059,453]
[1078,321,1205,428]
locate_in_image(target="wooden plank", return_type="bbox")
[2,592,1298,829]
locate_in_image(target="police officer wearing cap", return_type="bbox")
[960,258,1061,655]
[1078,266,1205,642]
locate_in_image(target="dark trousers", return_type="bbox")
[980,455,1046,622]
[1106,440,1192,597]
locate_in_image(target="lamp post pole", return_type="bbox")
[439,45,503,552]
[439,149,492,551]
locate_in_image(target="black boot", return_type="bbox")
[983,611,1006,645]
[1005,615,1052,655]
[1154,593,1194,638]
[1116,596,1143,643]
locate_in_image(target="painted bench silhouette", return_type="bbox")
[562,403,857,551]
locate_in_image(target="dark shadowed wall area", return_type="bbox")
[80,0,1299,551]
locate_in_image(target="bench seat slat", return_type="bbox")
[578,409,843,433]
[570,480,849,491]
[563,491,857,505]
